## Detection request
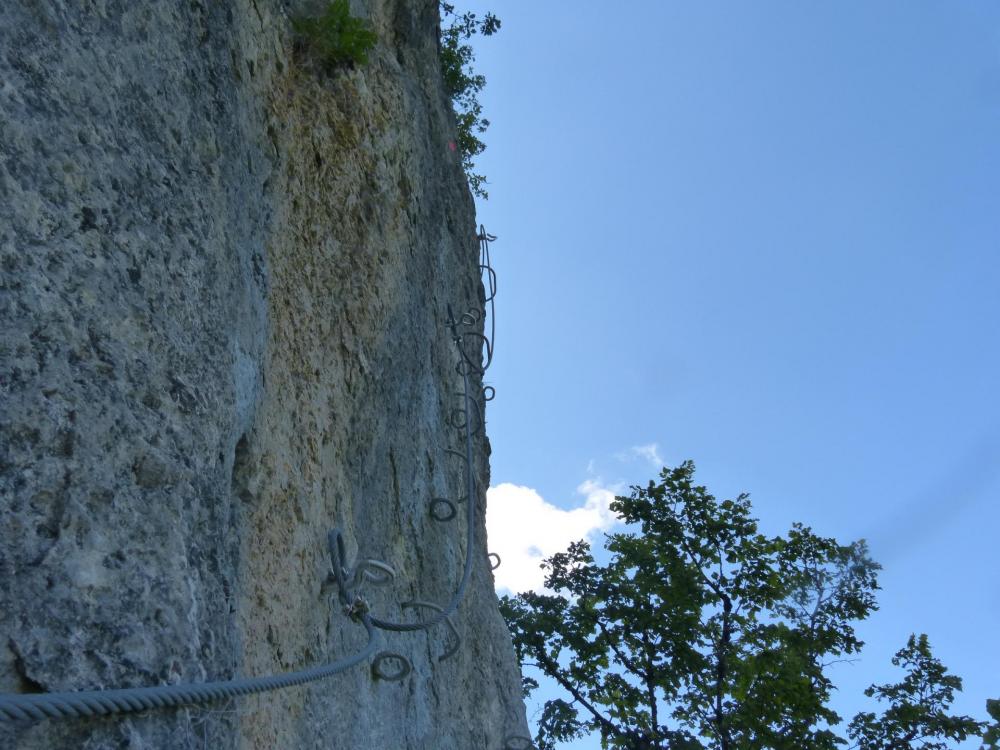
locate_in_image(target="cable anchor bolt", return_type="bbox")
[343,595,370,620]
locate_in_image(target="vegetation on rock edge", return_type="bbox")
[292,0,377,70]
[439,2,500,200]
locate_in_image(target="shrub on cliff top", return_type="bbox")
[292,0,377,70]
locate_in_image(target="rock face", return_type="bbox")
[0,1,528,748]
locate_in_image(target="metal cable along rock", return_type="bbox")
[0,227,530,746]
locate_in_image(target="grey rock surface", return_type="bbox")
[0,1,528,747]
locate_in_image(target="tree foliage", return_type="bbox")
[847,634,983,750]
[500,462,993,750]
[981,700,1000,749]
[438,3,500,199]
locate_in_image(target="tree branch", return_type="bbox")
[595,617,649,680]
[642,626,660,741]
[714,595,734,750]
[534,648,632,744]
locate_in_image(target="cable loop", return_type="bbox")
[430,497,457,523]
[371,652,411,682]
[401,601,461,662]
[350,559,396,588]
[504,735,535,749]
[481,265,497,302]
[479,227,496,364]
[444,448,468,463]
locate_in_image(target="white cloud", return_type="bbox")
[486,480,620,595]
[618,443,664,469]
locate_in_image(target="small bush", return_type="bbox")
[292,0,377,70]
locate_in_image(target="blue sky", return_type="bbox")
[467,2,1000,747]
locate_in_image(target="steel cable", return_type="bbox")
[0,227,512,737]
[0,616,378,723]
[368,305,479,634]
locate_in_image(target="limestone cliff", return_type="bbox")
[0,1,528,747]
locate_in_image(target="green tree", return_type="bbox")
[981,700,1000,749]
[438,2,500,198]
[500,462,991,750]
[847,634,983,750]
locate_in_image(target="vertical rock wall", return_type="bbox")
[0,1,528,747]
